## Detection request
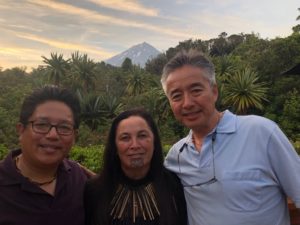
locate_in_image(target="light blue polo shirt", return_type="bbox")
[165,110,300,225]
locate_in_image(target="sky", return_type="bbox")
[0,0,299,71]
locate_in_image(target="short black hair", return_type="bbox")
[19,85,81,128]
[161,49,216,93]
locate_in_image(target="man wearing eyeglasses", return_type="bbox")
[0,85,89,225]
[161,49,300,225]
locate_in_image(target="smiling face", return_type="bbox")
[17,100,76,168]
[165,65,218,134]
[115,116,154,179]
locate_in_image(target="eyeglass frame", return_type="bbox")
[177,132,218,187]
[27,120,75,136]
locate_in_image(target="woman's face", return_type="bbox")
[115,116,154,179]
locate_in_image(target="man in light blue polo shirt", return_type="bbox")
[161,49,300,225]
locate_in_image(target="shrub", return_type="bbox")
[0,144,9,160]
[292,139,300,155]
[163,144,172,157]
[69,145,104,173]
[69,144,175,173]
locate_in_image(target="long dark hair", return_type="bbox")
[89,108,178,225]
[101,108,164,183]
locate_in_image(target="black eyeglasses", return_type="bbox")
[177,132,218,187]
[28,121,75,136]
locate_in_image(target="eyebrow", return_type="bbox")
[32,117,73,123]
[168,86,182,96]
[189,82,205,89]
[168,82,205,95]
[118,129,150,136]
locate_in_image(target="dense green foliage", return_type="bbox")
[0,144,178,172]
[69,145,104,173]
[1,30,300,161]
[0,144,9,160]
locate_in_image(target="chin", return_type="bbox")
[183,120,199,127]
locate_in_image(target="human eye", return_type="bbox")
[57,123,74,134]
[119,134,130,142]
[138,131,150,139]
[170,92,182,102]
[191,87,203,96]
[33,121,50,131]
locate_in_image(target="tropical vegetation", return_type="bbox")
[1,14,300,170]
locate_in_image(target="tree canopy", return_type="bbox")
[1,29,300,152]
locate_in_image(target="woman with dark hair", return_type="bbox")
[84,108,187,225]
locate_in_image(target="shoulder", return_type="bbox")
[237,114,278,133]
[237,115,276,126]
[161,169,181,187]
[84,175,107,209]
[84,175,105,196]
[0,150,18,182]
[62,158,82,171]
[165,137,188,158]
[61,159,89,181]
[223,110,277,133]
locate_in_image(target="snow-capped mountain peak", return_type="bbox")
[105,42,160,67]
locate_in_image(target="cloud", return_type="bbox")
[7,24,43,32]
[87,0,159,17]
[0,46,45,70]
[27,0,198,39]
[2,0,298,71]
[0,47,37,56]
[15,32,114,58]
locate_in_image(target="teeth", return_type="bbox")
[40,145,59,152]
[41,144,58,148]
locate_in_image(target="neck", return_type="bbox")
[15,154,58,184]
[192,111,223,150]
[123,167,149,180]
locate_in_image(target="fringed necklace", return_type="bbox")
[110,182,160,223]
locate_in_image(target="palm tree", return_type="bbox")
[215,55,237,78]
[100,94,124,119]
[42,53,69,86]
[292,8,300,33]
[222,68,269,114]
[71,52,97,92]
[77,91,104,131]
[215,55,240,110]
[157,86,171,117]
[125,68,148,96]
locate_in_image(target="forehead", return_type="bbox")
[117,116,152,134]
[165,65,210,92]
[31,100,74,122]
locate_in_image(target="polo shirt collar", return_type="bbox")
[216,110,237,134]
[186,110,237,142]
[0,149,71,188]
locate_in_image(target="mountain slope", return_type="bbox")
[105,42,160,68]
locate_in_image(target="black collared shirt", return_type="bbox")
[0,149,88,225]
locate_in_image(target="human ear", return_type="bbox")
[212,84,219,101]
[16,123,25,135]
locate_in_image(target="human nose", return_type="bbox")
[129,137,140,149]
[182,93,193,108]
[46,126,59,138]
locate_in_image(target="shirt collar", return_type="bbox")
[216,110,237,134]
[0,149,71,186]
[186,109,237,143]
